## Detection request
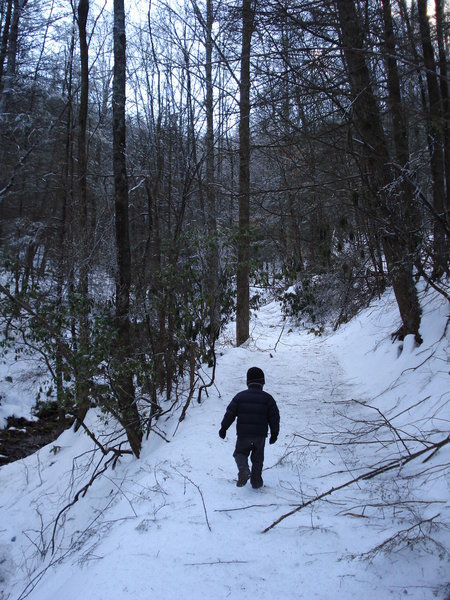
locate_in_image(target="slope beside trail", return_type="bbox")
[0,299,446,600]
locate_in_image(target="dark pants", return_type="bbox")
[233,436,265,486]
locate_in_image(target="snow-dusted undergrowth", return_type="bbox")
[0,281,448,599]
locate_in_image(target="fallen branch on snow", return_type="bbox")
[215,503,293,513]
[50,447,130,554]
[184,560,248,566]
[358,513,445,559]
[262,435,449,533]
[173,468,212,532]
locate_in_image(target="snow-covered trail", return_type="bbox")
[1,299,446,600]
[212,301,355,485]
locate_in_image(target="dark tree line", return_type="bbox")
[0,0,448,457]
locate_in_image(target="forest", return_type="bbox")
[0,0,448,459]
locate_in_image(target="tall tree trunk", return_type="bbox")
[236,0,254,346]
[381,0,409,167]
[280,19,303,272]
[336,0,422,342]
[113,0,142,457]
[191,0,220,348]
[0,0,27,115]
[434,0,449,228]
[57,21,75,433]
[0,0,13,92]
[74,0,91,429]
[417,0,448,277]
[380,0,419,247]
[205,0,220,348]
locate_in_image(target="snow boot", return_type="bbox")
[236,469,251,487]
[251,475,263,489]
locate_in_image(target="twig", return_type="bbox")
[415,265,450,302]
[174,375,200,434]
[293,433,410,447]
[197,346,217,404]
[352,399,411,455]
[151,426,171,443]
[184,560,248,566]
[18,493,120,600]
[397,167,450,236]
[215,503,287,512]
[174,469,211,532]
[359,514,443,559]
[103,475,137,517]
[51,452,117,553]
[273,321,286,352]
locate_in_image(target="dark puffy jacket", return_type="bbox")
[221,384,280,438]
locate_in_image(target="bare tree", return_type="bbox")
[417,0,448,278]
[380,0,418,237]
[0,0,28,115]
[73,0,91,429]
[113,0,142,457]
[335,0,423,342]
[0,0,13,92]
[204,0,220,346]
[433,0,449,205]
[236,0,255,346]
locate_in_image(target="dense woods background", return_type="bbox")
[0,0,448,457]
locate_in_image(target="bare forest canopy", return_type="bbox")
[0,0,448,457]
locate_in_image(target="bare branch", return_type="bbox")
[263,435,450,533]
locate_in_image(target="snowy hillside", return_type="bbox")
[0,282,448,600]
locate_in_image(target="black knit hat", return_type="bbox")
[247,367,265,385]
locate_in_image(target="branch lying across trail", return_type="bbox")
[184,560,248,566]
[262,435,450,533]
[215,503,291,513]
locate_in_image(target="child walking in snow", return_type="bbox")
[219,367,280,488]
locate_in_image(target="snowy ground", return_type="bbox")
[0,283,448,599]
